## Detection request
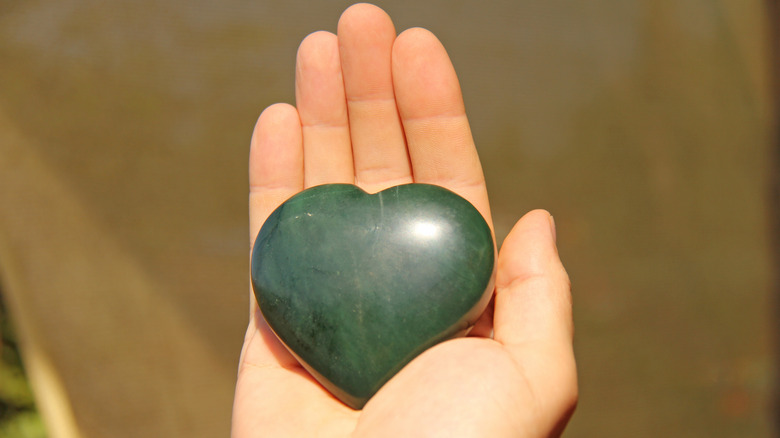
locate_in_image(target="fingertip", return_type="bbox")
[296,31,338,69]
[393,27,439,54]
[392,27,464,119]
[254,102,299,133]
[392,27,446,84]
[523,208,554,225]
[495,209,561,289]
[338,3,392,33]
[298,30,337,48]
[493,209,572,347]
[250,103,301,181]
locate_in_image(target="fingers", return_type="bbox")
[494,210,572,346]
[249,104,304,243]
[295,31,354,187]
[245,104,304,370]
[493,210,577,419]
[248,103,303,323]
[338,3,413,193]
[392,28,492,227]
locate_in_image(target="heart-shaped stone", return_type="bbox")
[251,183,494,409]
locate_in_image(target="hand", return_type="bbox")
[232,4,577,437]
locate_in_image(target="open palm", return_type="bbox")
[232,4,577,437]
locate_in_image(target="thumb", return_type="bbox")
[493,210,577,429]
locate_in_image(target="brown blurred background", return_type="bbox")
[0,0,776,437]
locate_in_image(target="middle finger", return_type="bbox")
[338,3,412,193]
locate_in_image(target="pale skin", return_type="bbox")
[232,3,577,437]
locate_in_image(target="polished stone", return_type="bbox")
[251,183,494,409]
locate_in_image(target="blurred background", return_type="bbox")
[0,0,776,437]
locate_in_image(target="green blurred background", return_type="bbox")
[0,0,776,436]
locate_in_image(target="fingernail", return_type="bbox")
[549,214,557,244]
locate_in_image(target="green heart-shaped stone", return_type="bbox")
[251,183,494,409]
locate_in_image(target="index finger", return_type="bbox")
[493,210,577,419]
[392,28,492,229]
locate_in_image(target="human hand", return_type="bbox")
[232,4,577,437]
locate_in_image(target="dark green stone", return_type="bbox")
[251,183,494,409]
